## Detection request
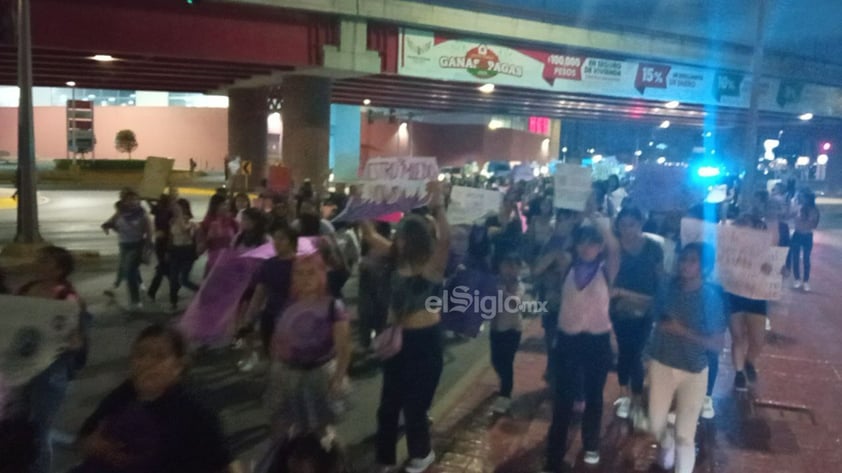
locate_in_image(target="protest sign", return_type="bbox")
[267,165,292,193]
[680,218,786,300]
[553,164,592,211]
[511,164,536,182]
[591,156,621,181]
[333,157,439,222]
[628,163,706,212]
[137,156,174,200]
[447,186,503,225]
[0,295,78,387]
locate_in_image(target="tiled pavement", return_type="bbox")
[421,227,842,473]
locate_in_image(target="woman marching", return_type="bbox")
[543,208,620,472]
[647,243,728,473]
[611,207,663,419]
[74,325,241,473]
[789,189,820,291]
[729,193,781,391]
[265,241,352,439]
[368,181,450,473]
[197,194,239,277]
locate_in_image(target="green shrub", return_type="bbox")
[53,159,147,171]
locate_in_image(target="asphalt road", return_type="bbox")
[0,187,491,472]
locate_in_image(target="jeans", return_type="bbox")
[26,362,71,473]
[545,332,612,470]
[168,245,198,306]
[648,360,708,473]
[790,232,814,282]
[490,329,522,398]
[118,241,143,304]
[147,237,170,299]
[612,316,652,395]
[376,324,443,465]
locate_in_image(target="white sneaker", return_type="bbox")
[658,428,676,470]
[128,302,143,312]
[701,396,715,420]
[237,351,259,372]
[404,451,435,473]
[491,396,512,414]
[583,450,600,465]
[803,282,811,292]
[765,318,772,331]
[614,396,631,419]
[793,279,802,289]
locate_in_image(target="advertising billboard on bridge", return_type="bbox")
[399,28,842,118]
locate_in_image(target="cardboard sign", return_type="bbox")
[333,157,439,222]
[267,165,292,193]
[137,156,174,200]
[511,164,535,182]
[0,295,78,387]
[553,163,592,211]
[680,218,786,300]
[628,163,706,212]
[447,186,503,225]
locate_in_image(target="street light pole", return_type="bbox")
[740,0,767,208]
[14,0,42,244]
[71,83,77,163]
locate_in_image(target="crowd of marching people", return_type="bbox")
[0,166,821,473]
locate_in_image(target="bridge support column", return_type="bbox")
[281,76,332,193]
[228,87,268,191]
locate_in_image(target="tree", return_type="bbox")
[115,129,138,159]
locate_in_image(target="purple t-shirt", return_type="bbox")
[254,257,294,319]
[272,297,348,365]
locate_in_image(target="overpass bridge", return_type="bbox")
[2,0,840,185]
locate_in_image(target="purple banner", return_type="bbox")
[178,249,267,346]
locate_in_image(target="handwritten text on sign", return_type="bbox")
[553,164,593,211]
[680,218,786,300]
[447,186,503,225]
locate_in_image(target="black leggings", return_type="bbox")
[612,316,652,396]
[707,350,719,396]
[546,332,612,469]
[490,330,522,398]
[168,246,198,305]
[376,324,443,465]
[790,232,814,282]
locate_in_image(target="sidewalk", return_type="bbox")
[425,228,842,473]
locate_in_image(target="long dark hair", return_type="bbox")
[204,194,228,222]
[393,214,435,270]
[235,208,267,248]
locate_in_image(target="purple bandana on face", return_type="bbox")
[573,260,602,290]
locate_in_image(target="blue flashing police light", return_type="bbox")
[697,166,721,178]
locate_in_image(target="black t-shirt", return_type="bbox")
[615,237,664,296]
[78,382,232,473]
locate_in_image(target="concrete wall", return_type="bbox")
[0,106,228,170]
[360,118,548,168]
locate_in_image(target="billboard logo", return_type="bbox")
[715,72,743,101]
[635,63,671,94]
[439,45,523,79]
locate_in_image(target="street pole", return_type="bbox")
[740,0,767,209]
[71,84,77,163]
[14,0,42,244]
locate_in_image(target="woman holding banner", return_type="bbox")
[370,181,450,473]
[17,246,90,473]
[197,194,239,277]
